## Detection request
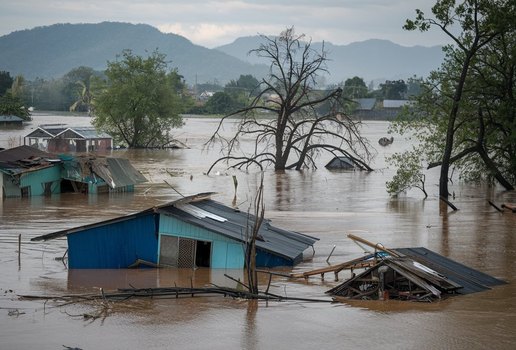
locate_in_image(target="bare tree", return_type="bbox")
[206,27,373,173]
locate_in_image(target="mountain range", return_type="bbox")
[0,22,445,86]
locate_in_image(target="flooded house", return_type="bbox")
[0,145,62,198]
[325,237,506,302]
[31,193,319,269]
[24,125,113,152]
[0,115,24,127]
[0,145,146,197]
[60,154,147,194]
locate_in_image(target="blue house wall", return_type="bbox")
[159,214,294,268]
[159,215,245,268]
[67,213,158,268]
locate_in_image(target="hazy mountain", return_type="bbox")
[0,22,268,85]
[216,37,445,84]
[0,22,445,87]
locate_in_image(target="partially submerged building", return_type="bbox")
[60,155,147,193]
[24,125,113,152]
[0,115,24,127]
[0,145,146,197]
[327,247,506,301]
[31,193,319,269]
[0,145,62,198]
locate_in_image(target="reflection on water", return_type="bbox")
[1,114,516,349]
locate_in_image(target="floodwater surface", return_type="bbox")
[1,113,515,349]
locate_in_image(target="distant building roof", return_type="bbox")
[56,127,112,139]
[25,126,111,140]
[352,98,377,110]
[0,115,24,123]
[383,100,412,108]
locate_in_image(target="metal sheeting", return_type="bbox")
[395,247,507,294]
[157,199,319,261]
[0,145,58,175]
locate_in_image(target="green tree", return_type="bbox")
[0,71,13,96]
[380,80,407,100]
[207,27,373,172]
[0,92,31,120]
[92,50,184,148]
[343,76,368,98]
[205,91,239,114]
[63,67,101,115]
[403,0,515,196]
[386,147,428,198]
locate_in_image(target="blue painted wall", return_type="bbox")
[159,215,245,268]
[67,213,158,268]
[159,214,294,268]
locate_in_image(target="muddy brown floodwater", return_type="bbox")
[1,113,515,350]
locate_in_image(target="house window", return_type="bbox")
[159,235,211,268]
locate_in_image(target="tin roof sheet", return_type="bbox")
[157,199,319,260]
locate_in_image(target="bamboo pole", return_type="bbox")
[346,233,401,258]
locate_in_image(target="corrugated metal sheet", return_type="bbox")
[353,98,377,110]
[395,247,507,294]
[67,213,159,268]
[157,200,318,261]
[56,127,112,140]
[383,100,411,108]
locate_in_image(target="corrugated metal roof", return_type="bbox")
[0,146,59,175]
[395,247,507,294]
[60,156,146,188]
[353,98,376,110]
[32,194,318,263]
[157,199,319,260]
[383,100,411,108]
[56,127,112,139]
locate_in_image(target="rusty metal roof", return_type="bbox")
[0,145,59,174]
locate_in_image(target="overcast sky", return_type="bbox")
[0,0,448,48]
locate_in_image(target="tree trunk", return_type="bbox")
[439,48,478,197]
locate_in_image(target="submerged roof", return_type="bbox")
[325,156,355,170]
[395,247,506,294]
[90,157,147,188]
[61,155,147,189]
[157,199,319,261]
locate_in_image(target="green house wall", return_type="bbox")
[159,214,245,268]
[2,166,61,197]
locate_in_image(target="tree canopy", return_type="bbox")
[92,50,187,148]
[388,0,516,197]
[207,27,373,173]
